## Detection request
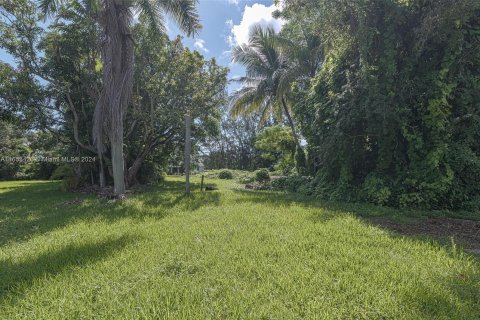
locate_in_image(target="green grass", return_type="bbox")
[0,177,479,319]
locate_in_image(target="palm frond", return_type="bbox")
[258,98,273,127]
[38,0,64,16]
[231,44,261,66]
[157,0,201,36]
[229,85,266,118]
[276,64,308,97]
[136,0,165,34]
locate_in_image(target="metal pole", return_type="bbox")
[184,113,192,194]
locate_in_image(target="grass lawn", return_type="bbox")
[0,177,479,319]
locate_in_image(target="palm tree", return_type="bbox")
[229,25,298,148]
[275,27,323,95]
[40,0,200,196]
[230,24,322,150]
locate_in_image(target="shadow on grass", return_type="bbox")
[232,188,478,222]
[232,188,480,253]
[0,235,137,301]
[0,180,220,247]
[233,188,480,318]
[231,188,401,217]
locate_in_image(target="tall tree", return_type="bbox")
[229,25,302,146]
[40,0,201,196]
[126,24,228,186]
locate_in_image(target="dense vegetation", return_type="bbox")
[1,1,480,317]
[227,0,480,210]
[1,178,479,318]
[0,0,226,189]
[283,0,480,210]
[1,0,479,211]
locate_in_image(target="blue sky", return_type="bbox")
[0,0,284,92]
[165,0,284,91]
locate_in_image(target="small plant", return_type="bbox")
[218,169,234,180]
[255,168,270,183]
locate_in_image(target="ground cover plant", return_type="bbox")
[1,177,479,319]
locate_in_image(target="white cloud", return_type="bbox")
[228,3,285,46]
[193,39,209,53]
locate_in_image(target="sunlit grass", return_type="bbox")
[0,177,479,319]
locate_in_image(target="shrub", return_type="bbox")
[361,174,392,206]
[51,165,83,191]
[238,174,255,184]
[138,161,165,184]
[50,165,75,180]
[254,169,270,183]
[271,175,312,193]
[218,170,234,180]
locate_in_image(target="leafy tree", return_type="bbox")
[39,0,201,196]
[283,0,480,209]
[255,125,296,173]
[0,121,28,180]
[126,24,228,185]
[203,108,264,171]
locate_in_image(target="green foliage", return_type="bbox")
[0,121,28,180]
[287,0,480,210]
[238,174,255,184]
[50,164,82,191]
[255,125,296,173]
[361,175,392,207]
[254,168,270,183]
[137,161,166,185]
[270,175,312,194]
[294,145,307,175]
[218,169,234,180]
[127,23,228,185]
[50,165,73,180]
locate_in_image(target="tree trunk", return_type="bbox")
[127,147,149,187]
[111,124,125,195]
[281,96,301,148]
[184,114,192,194]
[98,153,106,188]
[93,0,134,197]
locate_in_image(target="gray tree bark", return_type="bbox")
[93,0,134,197]
[184,114,192,194]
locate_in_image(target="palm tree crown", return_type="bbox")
[229,25,286,125]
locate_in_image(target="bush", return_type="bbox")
[218,169,234,180]
[138,161,165,184]
[361,174,392,206]
[271,175,312,193]
[255,169,270,183]
[50,165,75,180]
[51,165,83,191]
[238,174,255,184]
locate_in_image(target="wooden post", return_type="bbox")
[200,175,204,191]
[184,113,192,194]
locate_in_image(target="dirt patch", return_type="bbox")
[368,216,480,254]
